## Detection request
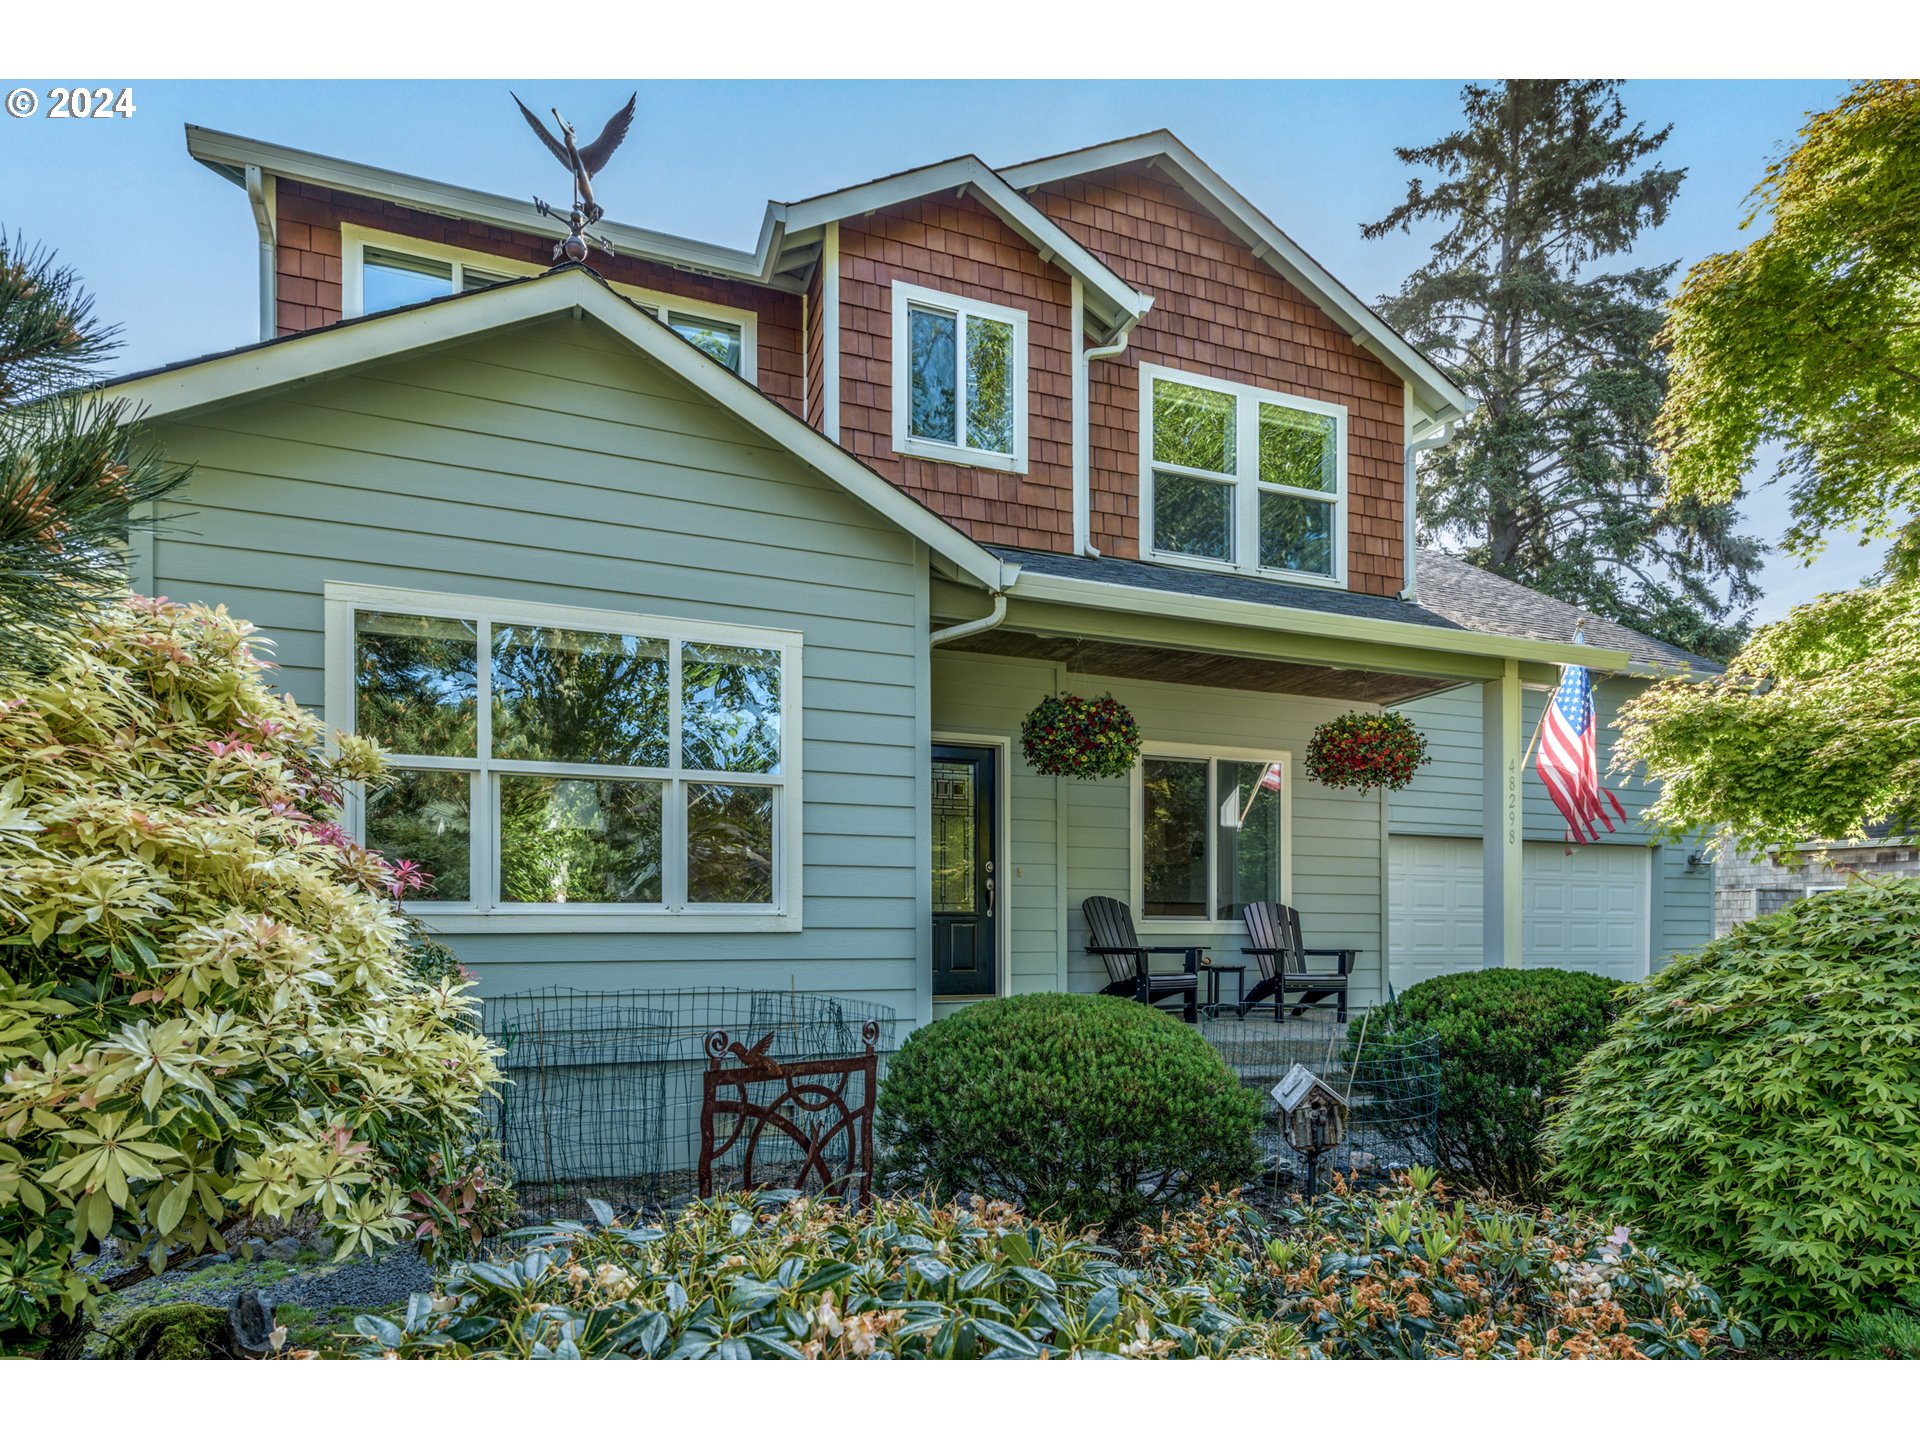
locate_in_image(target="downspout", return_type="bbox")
[245,165,276,342]
[1398,418,1457,602]
[929,591,1008,648]
[1074,303,1150,559]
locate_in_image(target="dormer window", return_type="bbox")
[1139,364,1347,586]
[342,226,758,380]
[890,282,1028,473]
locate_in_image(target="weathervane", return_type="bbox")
[512,91,637,263]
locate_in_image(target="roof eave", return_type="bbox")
[186,125,803,293]
[775,155,1152,340]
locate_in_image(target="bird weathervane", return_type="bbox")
[512,91,637,263]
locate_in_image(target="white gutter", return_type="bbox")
[1007,568,1628,672]
[244,164,276,342]
[1398,419,1456,601]
[1073,300,1150,558]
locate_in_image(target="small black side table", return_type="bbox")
[1201,963,1247,1013]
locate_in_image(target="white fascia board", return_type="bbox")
[186,126,798,292]
[103,268,1011,594]
[1002,134,1473,421]
[778,157,1152,339]
[1007,569,1633,673]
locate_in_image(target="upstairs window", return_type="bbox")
[343,227,758,380]
[890,282,1028,473]
[1140,364,1347,585]
[325,584,800,930]
[362,247,512,312]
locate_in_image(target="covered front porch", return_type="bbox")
[922,554,1625,1021]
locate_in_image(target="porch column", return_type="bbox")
[1482,658,1524,968]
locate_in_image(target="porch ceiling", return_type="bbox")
[941,628,1464,705]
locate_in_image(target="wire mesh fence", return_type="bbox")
[484,986,899,1220]
[1197,1011,1441,1202]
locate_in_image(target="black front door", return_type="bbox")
[932,743,997,997]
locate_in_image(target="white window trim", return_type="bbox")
[889,280,1029,474]
[323,581,802,934]
[1128,741,1293,935]
[340,225,759,382]
[1138,362,1348,589]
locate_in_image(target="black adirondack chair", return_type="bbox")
[1081,896,1201,1022]
[1238,901,1353,1022]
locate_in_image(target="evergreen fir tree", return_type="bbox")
[1366,80,1760,660]
[0,232,188,672]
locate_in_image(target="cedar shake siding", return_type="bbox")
[272,181,806,418]
[835,194,1076,552]
[1027,165,1408,596]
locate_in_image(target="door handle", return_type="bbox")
[985,861,995,920]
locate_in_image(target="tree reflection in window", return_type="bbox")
[490,624,668,767]
[681,643,781,773]
[353,612,478,757]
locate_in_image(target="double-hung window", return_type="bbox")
[1140,364,1347,585]
[890,282,1028,473]
[325,584,801,931]
[1133,746,1291,925]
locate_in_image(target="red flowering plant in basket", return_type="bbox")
[1021,692,1142,780]
[1304,711,1430,794]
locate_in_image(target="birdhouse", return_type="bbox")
[1270,1063,1348,1156]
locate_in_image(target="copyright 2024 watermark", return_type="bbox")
[6,86,137,120]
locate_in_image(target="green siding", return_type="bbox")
[1392,680,1714,967]
[145,314,930,1022]
[932,658,1392,1010]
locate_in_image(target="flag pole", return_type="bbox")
[1520,688,1553,772]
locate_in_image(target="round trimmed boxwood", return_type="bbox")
[1362,966,1618,1199]
[876,993,1261,1234]
[1547,880,1920,1343]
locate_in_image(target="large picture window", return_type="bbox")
[325,584,800,930]
[1139,364,1347,584]
[1134,747,1290,925]
[890,281,1028,473]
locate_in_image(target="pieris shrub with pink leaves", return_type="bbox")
[0,597,500,1333]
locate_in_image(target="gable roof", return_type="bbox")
[1415,549,1719,672]
[99,264,1015,594]
[1000,130,1473,424]
[772,156,1153,340]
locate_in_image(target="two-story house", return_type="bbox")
[102,122,1715,1027]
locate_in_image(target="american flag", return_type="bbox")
[1536,658,1626,845]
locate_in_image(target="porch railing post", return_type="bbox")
[1482,658,1524,969]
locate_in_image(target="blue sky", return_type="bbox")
[1,78,1869,619]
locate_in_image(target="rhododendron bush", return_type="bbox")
[0,598,499,1332]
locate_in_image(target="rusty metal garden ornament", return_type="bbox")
[511,91,637,262]
[698,1020,881,1204]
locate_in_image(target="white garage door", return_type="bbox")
[1388,836,1651,990]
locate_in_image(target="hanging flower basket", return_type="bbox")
[1305,711,1430,794]
[1021,692,1142,781]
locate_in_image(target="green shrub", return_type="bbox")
[1546,879,1920,1342]
[338,1192,1300,1359]
[1829,1293,1920,1360]
[875,993,1261,1234]
[0,599,500,1337]
[1360,967,1617,1198]
[1145,1173,1741,1358]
